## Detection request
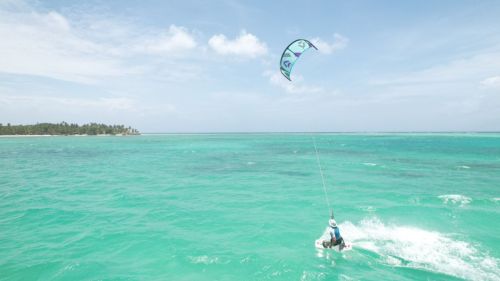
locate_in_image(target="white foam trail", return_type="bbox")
[300,270,326,281]
[438,194,472,206]
[457,165,471,169]
[360,206,376,213]
[339,218,499,281]
[188,255,222,264]
[362,163,377,166]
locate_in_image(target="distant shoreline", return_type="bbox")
[2,132,498,138]
[0,122,140,136]
[0,134,139,137]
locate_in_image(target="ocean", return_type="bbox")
[1,134,499,281]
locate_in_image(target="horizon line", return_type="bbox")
[140,131,500,134]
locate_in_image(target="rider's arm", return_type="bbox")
[330,231,336,242]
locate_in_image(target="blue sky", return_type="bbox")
[1,0,500,132]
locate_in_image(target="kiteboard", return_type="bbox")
[315,227,352,252]
[315,238,352,252]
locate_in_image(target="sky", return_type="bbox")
[1,0,500,132]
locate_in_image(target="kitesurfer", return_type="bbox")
[328,218,345,251]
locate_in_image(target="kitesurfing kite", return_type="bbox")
[280,39,318,81]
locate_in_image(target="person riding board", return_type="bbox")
[325,218,346,250]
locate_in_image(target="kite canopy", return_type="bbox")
[280,39,318,81]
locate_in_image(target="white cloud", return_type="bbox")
[264,70,323,94]
[0,92,179,126]
[0,5,201,83]
[136,25,197,55]
[0,8,136,83]
[45,11,71,31]
[371,51,500,87]
[208,31,268,58]
[0,94,136,111]
[480,76,500,89]
[311,33,349,54]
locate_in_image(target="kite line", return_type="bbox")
[312,136,334,219]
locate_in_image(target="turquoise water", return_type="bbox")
[1,134,499,281]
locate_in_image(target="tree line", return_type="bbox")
[0,122,140,135]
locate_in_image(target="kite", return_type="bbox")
[280,39,318,81]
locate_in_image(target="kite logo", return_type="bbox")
[298,40,306,49]
[283,61,291,68]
